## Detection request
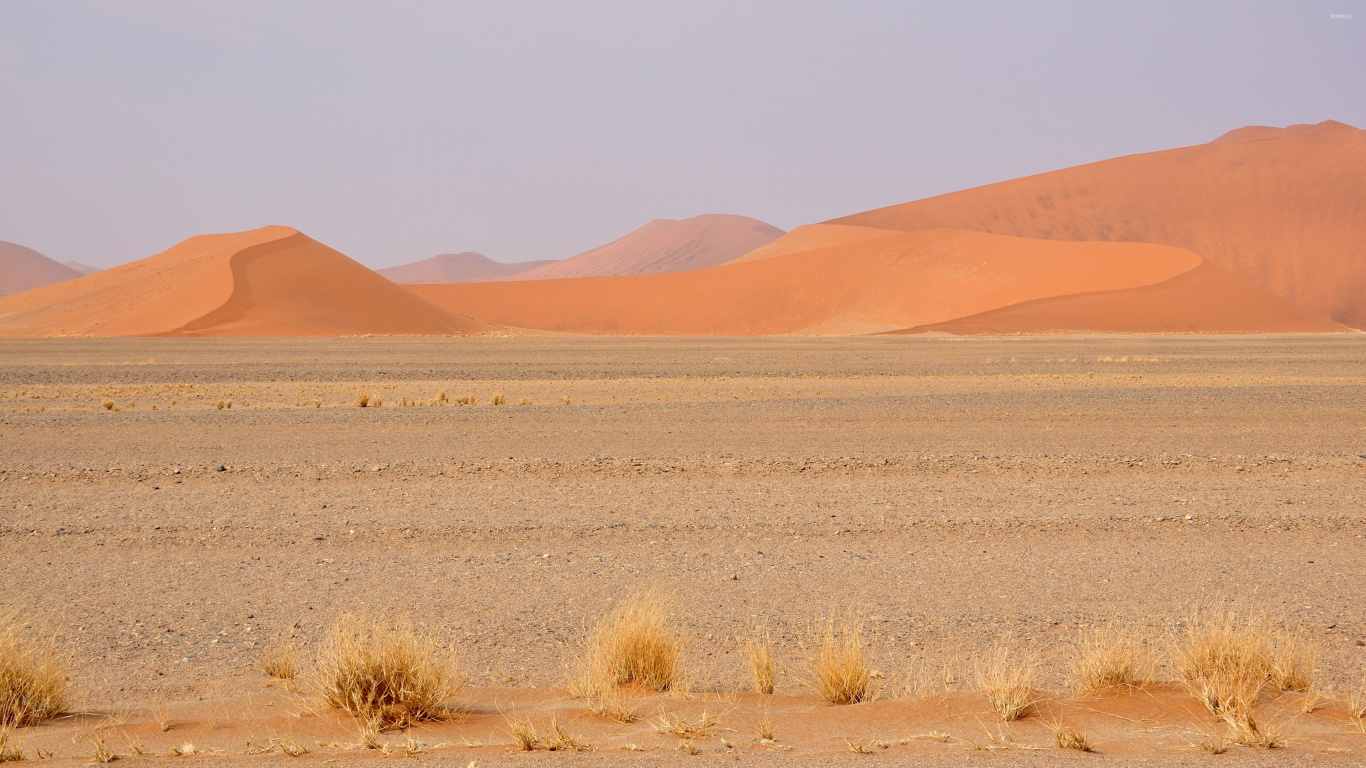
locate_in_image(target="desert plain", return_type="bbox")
[2,334,1365,766]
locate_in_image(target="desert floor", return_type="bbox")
[2,335,1365,765]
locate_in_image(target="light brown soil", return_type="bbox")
[3,336,1365,765]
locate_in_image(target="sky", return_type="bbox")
[1,1,1363,269]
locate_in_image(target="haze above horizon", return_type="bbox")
[1,1,1362,268]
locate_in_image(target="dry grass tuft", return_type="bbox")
[0,613,69,728]
[167,742,197,757]
[355,392,370,407]
[314,614,465,729]
[845,739,873,754]
[261,642,296,680]
[544,716,590,751]
[802,615,873,705]
[0,729,25,762]
[975,645,1038,721]
[1072,623,1154,692]
[559,395,571,405]
[518,397,534,406]
[91,735,117,763]
[453,394,477,406]
[1197,731,1228,755]
[1049,722,1093,752]
[744,629,776,695]
[436,390,448,405]
[102,400,115,411]
[153,699,171,732]
[1266,630,1317,692]
[586,689,638,723]
[756,710,774,742]
[580,590,684,694]
[490,392,506,406]
[653,710,722,740]
[1172,611,1271,717]
[505,715,540,751]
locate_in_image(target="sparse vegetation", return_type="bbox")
[0,612,68,728]
[579,590,684,694]
[490,392,506,405]
[745,629,776,694]
[544,716,589,751]
[505,715,540,751]
[756,710,774,742]
[314,614,465,728]
[91,735,116,763]
[975,645,1038,721]
[518,397,534,406]
[261,642,296,680]
[559,395,571,405]
[1050,722,1093,752]
[101,400,115,411]
[153,698,172,732]
[355,392,370,407]
[0,728,24,762]
[586,689,638,723]
[654,710,721,740]
[1072,623,1153,692]
[453,394,477,406]
[803,614,873,705]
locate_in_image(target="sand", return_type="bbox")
[410,228,1326,335]
[60,261,101,276]
[2,335,1365,765]
[0,226,493,337]
[376,252,554,284]
[511,214,784,280]
[0,240,81,297]
[828,120,1366,328]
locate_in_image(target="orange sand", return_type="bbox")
[0,240,81,296]
[0,226,492,337]
[377,252,553,284]
[512,214,783,280]
[829,120,1366,328]
[410,229,1207,335]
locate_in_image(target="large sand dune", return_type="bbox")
[0,226,492,337]
[512,214,784,280]
[828,120,1366,328]
[409,228,1258,335]
[0,240,82,296]
[377,252,553,284]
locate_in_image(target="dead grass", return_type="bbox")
[653,710,722,740]
[544,716,590,751]
[586,689,638,723]
[1172,610,1270,717]
[744,629,776,695]
[802,614,873,705]
[314,614,465,729]
[261,642,296,680]
[453,394,477,406]
[1266,630,1317,692]
[505,715,540,751]
[0,729,24,762]
[490,392,507,406]
[91,735,117,763]
[1071,623,1154,692]
[0,612,68,728]
[1049,722,1093,752]
[975,645,1038,721]
[355,392,370,407]
[518,397,534,406]
[559,395,571,405]
[580,590,684,694]
[153,699,171,732]
[756,709,774,741]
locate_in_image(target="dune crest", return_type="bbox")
[828,120,1366,328]
[0,240,81,296]
[512,214,783,280]
[411,229,1214,335]
[377,252,553,284]
[0,226,492,337]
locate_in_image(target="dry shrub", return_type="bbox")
[803,614,873,705]
[518,397,534,406]
[544,716,589,751]
[355,392,370,408]
[101,400,115,411]
[559,395,571,405]
[91,735,116,763]
[744,629,776,695]
[453,394,476,406]
[580,591,684,694]
[1050,722,1093,752]
[261,642,296,680]
[314,614,464,728]
[505,715,540,751]
[436,390,448,405]
[975,645,1038,721]
[1266,631,1317,692]
[756,709,774,741]
[1072,623,1154,692]
[0,729,24,762]
[0,612,68,727]
[1172,611,1297,748]
[490,392,506,406]
[153,698,172,732]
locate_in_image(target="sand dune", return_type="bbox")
[512,214,783,280]
[829,120,1366,328]
[61,260,101,276]
[0,226,492,337]
[410,229,1212,335]
[377,252,553,284]
[0,240,81,296]
[727,223,905,264]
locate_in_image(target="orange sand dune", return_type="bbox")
[512,214,783,280]
[728,223,904,264]
[829,120,1366,328]
[0,240,81,296]
[410,229,1206,335]
[0,226,492,337]
[377,252,553,284]
[891,261,1343,336]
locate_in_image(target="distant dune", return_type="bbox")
[0,240,81,296]
[61,261,101,276]
[828,120,1366,328]
[408,229,1299,335]
[0,226,492,337]
[512,214,783,280]
[377,252,553,284]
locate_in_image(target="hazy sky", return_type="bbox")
[2,1,1362,268]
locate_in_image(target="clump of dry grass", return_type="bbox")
[559,395,571,405]
[0,612,68,728]
[578,591,684,695]
[1049,722,1093,752]
[153,698,172,732]
[91,735,116,763]
[314,614,465,729]
[436,390,448,405]
[490,392,506,406]
[586,689,638,723]
[261,642,296,680]
[518,397,534,406]
[653,710,722,740]
[803,615,873,705]
[355,392,370,408]
[755,709,774,741]
[975,645,1038,721]
[544,716,589,751]
[0,728,25,762]
[1266,630,1317,692]
[101,400,116,411]
[1072,623,1154,692]
[505,715,540,751]
[744,629,776,695]
[453,394,476,406]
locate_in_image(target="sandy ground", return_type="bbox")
[2,335,1365,765]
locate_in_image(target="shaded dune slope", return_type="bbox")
[891,261,1343,336]
[410,229,1206,335]
[377,252,553,284]
[0,240,81,296]
[512,214,784,280]
[828,120,1366,328]
[0,226,491,337]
